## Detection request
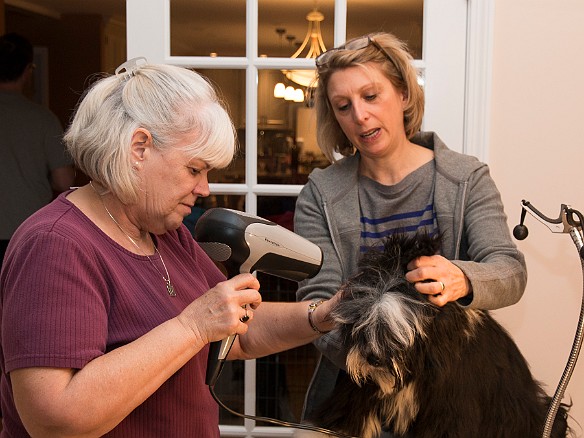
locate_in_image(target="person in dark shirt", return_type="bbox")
[0,32,74,266]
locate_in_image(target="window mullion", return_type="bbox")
[333,0,347,46]
[126,0,169,63]
[245,1,258,433]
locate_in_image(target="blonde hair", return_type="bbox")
[314,32,424,163]
[64,63,236,203]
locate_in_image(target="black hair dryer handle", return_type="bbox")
[206,334,237,386]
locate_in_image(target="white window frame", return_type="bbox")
[125,0,493,435]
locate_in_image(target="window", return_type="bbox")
[126,0,492,435]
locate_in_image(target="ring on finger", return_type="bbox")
[240,304,250,323]
[438,281,446,292]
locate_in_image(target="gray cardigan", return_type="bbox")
[294,131,527,418]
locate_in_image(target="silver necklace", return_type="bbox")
[90,181,176,297]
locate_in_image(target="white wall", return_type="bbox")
[489,1,584,433]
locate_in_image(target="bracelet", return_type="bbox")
[308,299,330,335]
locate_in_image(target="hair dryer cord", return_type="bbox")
[209,384,357,438]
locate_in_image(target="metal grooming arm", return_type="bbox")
[513,200,584,438]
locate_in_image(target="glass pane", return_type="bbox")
[258,196,296,230]
[195,69,246,184]
[256,325,319,423]
[347,0,424,59]
[255,197,319,423]
[258,69,293,130]
[258,70,328,185]
[215,361,245,426]
[259,0,334,58]
[183,195,246,239]
[170,0,246,57]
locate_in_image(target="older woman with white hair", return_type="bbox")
[0,59,338,437]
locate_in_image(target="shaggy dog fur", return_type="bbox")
[307,233,570,438]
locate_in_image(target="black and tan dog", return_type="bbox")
[308,232,570,438]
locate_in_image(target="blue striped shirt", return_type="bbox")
[359,160,438,252]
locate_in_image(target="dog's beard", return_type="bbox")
[347,347,420,436]
[337,274,437,435]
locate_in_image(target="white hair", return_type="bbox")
[64,63,236,203]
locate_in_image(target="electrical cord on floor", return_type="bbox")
[209,385,357,438]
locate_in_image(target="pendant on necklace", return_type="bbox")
[166,280,176,297]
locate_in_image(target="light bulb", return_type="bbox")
[293,88,304,102]
[284,86,295,101]
[274,82,286,98]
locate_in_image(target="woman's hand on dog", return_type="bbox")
[405,255,472,306]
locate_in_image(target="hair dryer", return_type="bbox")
[194,207,323,386]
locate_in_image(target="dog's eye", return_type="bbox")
[366,354,383,367]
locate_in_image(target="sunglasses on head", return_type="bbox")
[315,34,398,70]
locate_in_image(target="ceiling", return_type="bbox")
[5,0,423,58]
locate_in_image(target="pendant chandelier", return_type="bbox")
[274,6,327,101]
[284,8,326,87]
